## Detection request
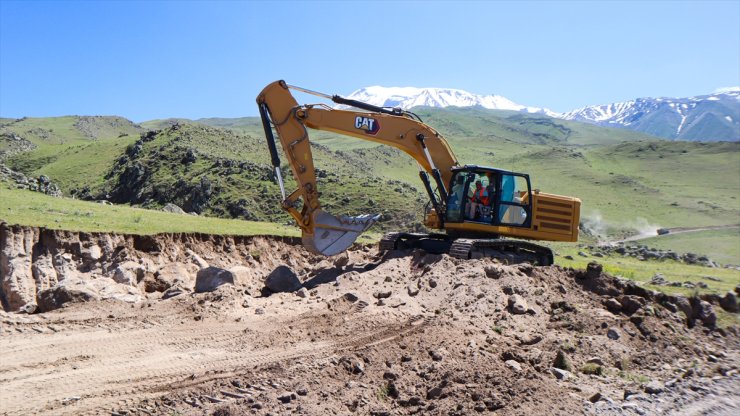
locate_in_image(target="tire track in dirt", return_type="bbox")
[0,312,432,415]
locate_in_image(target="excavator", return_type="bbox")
[256,80,581,265]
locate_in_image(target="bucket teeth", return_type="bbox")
[303,210,380,256]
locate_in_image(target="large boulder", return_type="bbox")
[229,265,264,297]
[147,263,192,293]
[195,267,234,293]
[37,280,100,312]
[37,278,140,312]
[719,292,738,313]
[619,295,646,315]
[112,265,137,286]
[264,265,302,293]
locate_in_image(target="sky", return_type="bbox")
[1,0,738,121]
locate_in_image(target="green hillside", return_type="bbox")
[1,116,144,194]
[3,111,739,254]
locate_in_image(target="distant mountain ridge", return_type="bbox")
[560,88,740,142]
[345,86,559,117]
[344,86,740,142]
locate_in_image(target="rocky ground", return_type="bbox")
[0,223,738,415]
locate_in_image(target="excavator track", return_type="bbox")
[381,233,553,266]
[449,238,553,265]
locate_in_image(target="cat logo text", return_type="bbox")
[354,116,380,135]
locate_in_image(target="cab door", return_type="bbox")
[494,174,532,227]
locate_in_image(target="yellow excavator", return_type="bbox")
[256,80,581,265]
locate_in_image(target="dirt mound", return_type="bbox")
[0,225,738,415]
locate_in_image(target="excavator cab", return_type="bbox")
[445,166,532,228]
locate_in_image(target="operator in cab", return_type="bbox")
[466,180,489,220]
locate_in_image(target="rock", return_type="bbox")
[37,280,100,312]
[426,381,448,400]
[82,244,102,261]
[373,290,392,299]
[589,392,603,403]
[162,286,187,299]
[619,295,646,315]
[277,392,295,403]
[586,357,605,366]
[623,389,640,400]
[484,265,503,279]
[229,265,263,296]
[674,296,693,323]
[407,284,419,297]
[584,262,602,279]
[553,350,573,371]
[719,292,738,313]
[151,263,191,292]
[295,287,308,298]
[162,203,186,214]
[195,267,235,293]
[644,380,664,394]
[383,372,398,380]
[622,403,647,415]
[429,349,444,361]
[551,368,570,380]
[507,294,528,314]
[650,273,667,285]
[505,360,522,372]
[604,297,622,313]
[352,360,365,374]
[112,266,136,286]
[578,251,589,257]
[607,327,621,340]
[333,254,350,269]
[264,265,302,293]
[694,300,716,326]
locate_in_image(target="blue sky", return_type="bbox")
[1,0,738,121]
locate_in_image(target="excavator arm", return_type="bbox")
[256,80,459,255]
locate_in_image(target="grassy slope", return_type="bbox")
[3,116,144,194]
[637,229,740,266]
[554,242,739,297]
[0,185,298,236]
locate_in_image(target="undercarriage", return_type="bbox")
[379,232,554,266]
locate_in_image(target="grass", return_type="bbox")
[552,243,740,297]
[581,363,605,376]
[638,228,740,266]
[0,186,299,236]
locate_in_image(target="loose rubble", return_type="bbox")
[0,225,737,415]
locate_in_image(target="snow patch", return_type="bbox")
[713,86,740,94]
[343,86,556,115]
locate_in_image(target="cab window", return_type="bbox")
[498,174,529,226]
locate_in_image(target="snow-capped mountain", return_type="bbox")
[344,86,559,117]
[342,86,740,141]
[559,88,739,141]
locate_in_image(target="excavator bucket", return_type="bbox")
[302,210,380,256]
